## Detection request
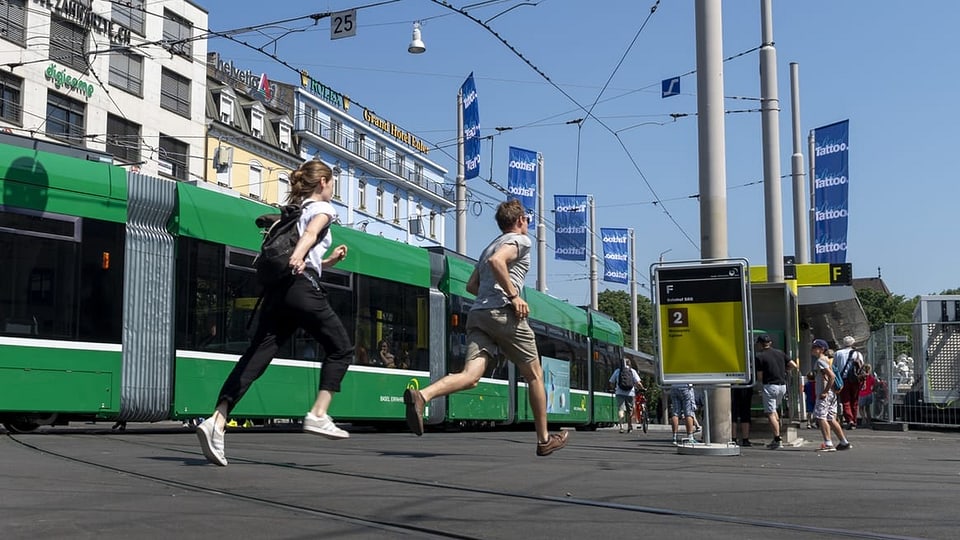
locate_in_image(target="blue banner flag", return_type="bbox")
[461,73,480,180]
[554,195,587,261]
[507,146,537,219]
[812,120,849,263]
[601,227,630,284]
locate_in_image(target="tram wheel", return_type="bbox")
[3,421,40,433]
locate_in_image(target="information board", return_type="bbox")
[653,260,752,384]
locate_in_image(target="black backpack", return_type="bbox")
[254,201,328,287]
[617,364,634,392]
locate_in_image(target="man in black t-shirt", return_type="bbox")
[754,334,797,449]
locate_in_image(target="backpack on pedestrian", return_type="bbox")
[617,364,634,392]
[254,201,328,287]
[844,350,866,382]
[831,361,845,391]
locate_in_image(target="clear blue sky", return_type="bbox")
[202,1,959,304]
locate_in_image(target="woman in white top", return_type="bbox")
[197,159,354,467]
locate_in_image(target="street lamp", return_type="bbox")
[408,21,426,54]
[659,248,672,263]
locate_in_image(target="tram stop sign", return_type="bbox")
[653,260,752,384]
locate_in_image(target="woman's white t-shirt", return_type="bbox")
[298,200,336,276]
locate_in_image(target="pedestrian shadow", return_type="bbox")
[146,455,219,466]
[376,451,458,458]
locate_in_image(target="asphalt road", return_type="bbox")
[1,422,956,539]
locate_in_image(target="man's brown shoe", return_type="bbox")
[536,430,569,456]
[403,388,425,436]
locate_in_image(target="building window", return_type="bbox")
[108,50,143,96]
[358,180,366,210]
[395,153,406,177]
[248,161,262,199]
[0,0,26,46]
[105,114,140,164]
[250,109,264,139]
[50,16,88,73]
[46,92,85,144]
[376,142,386,168]
[220,94,233,125]
[333,172,341,200]
[302,104,319,133]
[278,123,291,151]
[429,211,437,238]
[160,68,191,118]
[414,163,424,185]
[376,187,384,218]
[158,134,188,181]
[355,133,365,156]
[112,0,145,36]
[162,9,192,59]
[277,173,290,204]
[392,195,400,224]
[0,71,23,125]
[329,118,342,146]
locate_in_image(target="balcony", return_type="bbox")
[296,116,452,204]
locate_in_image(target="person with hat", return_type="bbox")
[754,334,797,449]
[811,338,851,451]
[833,335,865,429]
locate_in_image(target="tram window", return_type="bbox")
[531,322,588,390]
[0,209,79,240]
[77,219,124,342]
[354,275,425,370]
[1,210,123,342]
[592,343,623,392]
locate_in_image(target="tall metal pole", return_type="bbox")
[695,0,729,445]
[789,62,808,264]
[536,153,546,292]
[456,90,467,255]
[760,0,783,283]
[589,195,598,310]
[807,131,816,262]
[629,228,638,350]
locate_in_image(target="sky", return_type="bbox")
[201,0,960,305]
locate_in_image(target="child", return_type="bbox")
[803,371,817,428]
[811,339,851,451]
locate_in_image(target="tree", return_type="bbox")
[856,288,915,331]
[597,289,655,354]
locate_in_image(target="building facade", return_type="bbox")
[0,0,208,181]
[204,52,299,204]
[295,72,452,248]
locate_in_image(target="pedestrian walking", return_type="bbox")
[196,159,354,467]
[609,359,643,433]
[811,339,851,452]
[754,334,797,449]
[669,384,698,445]
[833,336,865,429]
[402,199,568,456]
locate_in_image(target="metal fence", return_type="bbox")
[867,322,960,427]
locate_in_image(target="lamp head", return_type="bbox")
[408,21,426,54]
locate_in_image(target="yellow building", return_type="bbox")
[203,53,299,204]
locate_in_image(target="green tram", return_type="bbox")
[0,136,624,433]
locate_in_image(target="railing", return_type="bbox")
[297,116,451,202]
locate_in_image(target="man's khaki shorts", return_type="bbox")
[464,307,539,365]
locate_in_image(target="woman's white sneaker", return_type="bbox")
[303,413,350,440]
[196,420,228,466]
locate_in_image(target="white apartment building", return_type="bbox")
[0,0,207,181]
[295,72,453,248]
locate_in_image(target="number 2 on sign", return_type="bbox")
[668,308,689,327]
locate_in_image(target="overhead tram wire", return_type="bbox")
[427,0,699,250]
